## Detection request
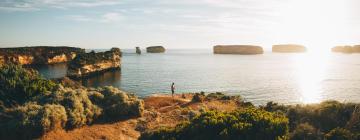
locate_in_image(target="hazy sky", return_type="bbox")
[0,0,359,50]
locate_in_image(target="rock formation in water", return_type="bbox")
[332,45,360,53]
[213,45,263,54]
[272,44,306,53]
[146,46,165,53]
[67,48,121,79]
[0,46,84,65]
[136,47,141,54]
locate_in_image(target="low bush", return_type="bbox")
[140,108,289,140]
[191,93,205,102]
[290,123,322,140]
[91,86,144,121]
[0,64,56,107]
[0,103,67,139]
[325,128,353,140]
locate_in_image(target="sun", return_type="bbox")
[274,0,349,51]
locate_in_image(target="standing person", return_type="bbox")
[171,82,175,97]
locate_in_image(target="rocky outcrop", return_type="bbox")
[213,45,263,54]
[136,47,141,54]
[0,46,84,65]
[272,44,306,53]
[146,46,165,53]
[332,45,360,53]
[67,48,121,79]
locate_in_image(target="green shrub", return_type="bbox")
[38,85,102,128]
[0,103,67,139]
[191,93,205,103]
[325,128,353,140]
[140,108,289,140]
[290,123,322,140]
[92,86,144,121]
[0,64,145,139]
[0,64,56,107]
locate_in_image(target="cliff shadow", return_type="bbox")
[79,69,122,88]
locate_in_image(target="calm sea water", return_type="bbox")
[33,49,360,105]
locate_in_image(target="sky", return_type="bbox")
[0,0,359,50]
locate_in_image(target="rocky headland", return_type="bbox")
[272,44,306,53]
[332,45,360,53]
[146,46,165,53]
[213,45,263,54]
[0,46,84,65]
[67,48,122,79]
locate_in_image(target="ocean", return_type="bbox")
[33,49,360,105]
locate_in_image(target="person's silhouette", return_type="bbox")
[171,82,175,97]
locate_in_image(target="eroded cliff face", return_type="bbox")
[272,44,306,53]
[332,45,360,53]
[213,45,263,54]
[0,46,84,65]
[67,48,121,79]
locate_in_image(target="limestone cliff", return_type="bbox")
[332,45,360,53]
[272,44,306,53]
[67,48,121,79]
[146,46,165,53]
[0,46,84,65]
[213,45,263,54]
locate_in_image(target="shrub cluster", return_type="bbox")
[0,64,56,107]
[263,100,360,140]
[140,108,289,140]
[0,64,144,139]
[0,102,67,139]
[89,86,144,121]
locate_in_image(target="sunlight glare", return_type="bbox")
[293,49,330,103]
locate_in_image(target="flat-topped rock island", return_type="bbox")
[213,45,263,54]
[0,46,84,65]
[146,46,165,53]
[272,44,306,53]
[332,45,360,53]
[67,48,122,79]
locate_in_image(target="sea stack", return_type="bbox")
[213,45,263,54]
[146,46,165,53]
[67,48,122,79]
[0,46,84,65]
[272,44,306,53]
[331,45,360,53]
[136,47,141,54]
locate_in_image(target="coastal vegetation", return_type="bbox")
[0,64,359,140]
[140,93,360,140]
[140,108,289,140]
[0,64,143,139]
